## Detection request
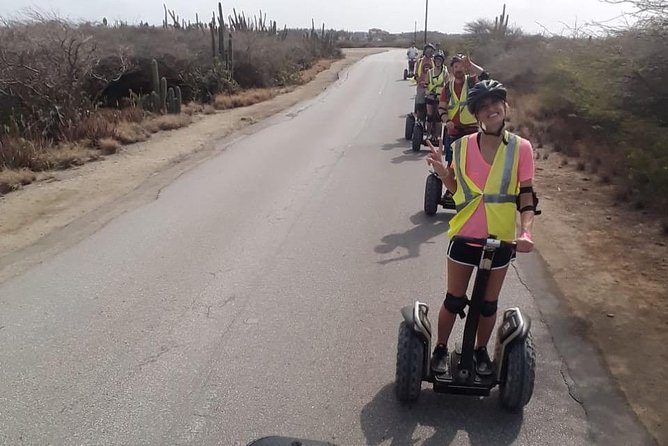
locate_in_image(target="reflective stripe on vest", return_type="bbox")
[448,132,521,241]
[427,68,446,94]
[446,76,477,125]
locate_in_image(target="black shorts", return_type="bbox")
[447,239,515,270]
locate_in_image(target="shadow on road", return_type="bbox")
[391,149,429,164]
[381,137,409,151]
[360,384,523,446]
[375,211,453,265]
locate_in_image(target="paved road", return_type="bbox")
[0,51,654,445]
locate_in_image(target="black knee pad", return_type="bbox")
[480,300,498,317]
[444,293,469,319]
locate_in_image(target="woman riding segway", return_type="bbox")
[426,79,537,377]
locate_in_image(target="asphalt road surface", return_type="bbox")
[0,51,655,445]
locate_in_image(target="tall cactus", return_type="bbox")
[166,87,175,114]
[150,91,160,113]
[175,87,182,114]
[228,31,234,75]
[210,14,217,61]
[151,59,160,97]
[160,77,167,112]
[148,59,161,112]
[217,2,226,63]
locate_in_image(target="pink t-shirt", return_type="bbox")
[454,134,534,239]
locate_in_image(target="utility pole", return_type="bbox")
[424,0,429,45]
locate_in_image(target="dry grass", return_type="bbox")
[98,138,121,154]
[182,102,204,115]
[142,114,192,133]
[0,169,37,195]
[114,122,151,144]
[210,57,332,110]
[67,114,115,141]
[0,136,46,170]
[202,104,217,115]
[38,143,95,170]
[183,102,215,115]
[214,88,278,110]
[300,59,335,84]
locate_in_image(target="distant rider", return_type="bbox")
[424,50,448,141]
[406,42,419,77]
[413,43,435,123]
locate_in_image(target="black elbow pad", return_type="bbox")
[516,189,542,215]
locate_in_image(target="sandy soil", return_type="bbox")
[533,149,667,444]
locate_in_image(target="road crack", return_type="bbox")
[136,345,172,369]
[511,263,587,411]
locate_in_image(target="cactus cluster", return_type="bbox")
[142,59,182,114]
[228,9,277,34]
[304,19,337,54]
[209,2,234,73]
[156,2,338,86]
[493,4,510,36]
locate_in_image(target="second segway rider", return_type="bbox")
[426,80,537,377]
[414,43,435,123]
[438,55,488,165]
[425,50,448,142]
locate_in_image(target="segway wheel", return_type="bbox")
[403,69,408,80]
[424,174,442,216]
[411,123,423,152]
[395,321,424,402]
[499,331,536,412]
[405,114,415,140]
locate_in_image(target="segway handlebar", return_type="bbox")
[451,236,517,250]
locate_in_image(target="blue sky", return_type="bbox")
[0,0,636,34]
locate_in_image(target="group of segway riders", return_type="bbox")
[396,43,540,411]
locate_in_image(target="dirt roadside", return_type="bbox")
[532,149,667,444]
[0,48,384,281]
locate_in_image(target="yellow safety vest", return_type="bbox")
[427,67,446,95]
[447,131,521,242]
[447,76,477,125]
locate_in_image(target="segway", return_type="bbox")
[404,113,416,140]
[424,126,456,215]
[404,58,417,80]
[395,236,536,412]
[410,97,441,152]
[411,117,425,152]
[424,172,456,215]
